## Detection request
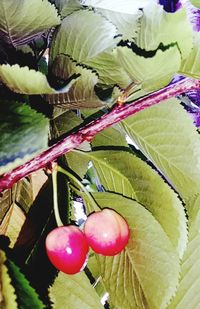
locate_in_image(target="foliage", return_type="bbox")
[1,0,200,309]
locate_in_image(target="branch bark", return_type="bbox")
[0,77,199,193]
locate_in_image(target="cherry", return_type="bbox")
[45,225,89,274]
[84,209,130,256]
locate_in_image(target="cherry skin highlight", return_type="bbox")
[45,226,89,274]
[84,209,130,256]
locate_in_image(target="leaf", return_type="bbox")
[121,98,200,200]
[167,194,200,309]
[84,192,180,309]
[48,55,104,108]
[60,0,82,17]
[0,190,12,224]
[116,45,181,91]
[77,148,187,258]
[50,9,117,63]
[81,0,156,14]
[94,7,142,41]
[0,250,17,309]
[49,271,104,309]
[179,32,200,78]
[0,101,49,175]
[0,64,74,95]
[136,4,193,59]
[0,0,60,46]
[190,0,200,8]
[0,176,33,223]
[0,205,26,248]
[84,49,132,88]
[92,124,128,147]
[7,259,44,308]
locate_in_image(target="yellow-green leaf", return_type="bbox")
[0,64,59,94]
[168,194,200,309]
[77,148,187,258]
[122,98,200,200]
[50,9,117,63]
[84,192,180,309]
[0,0,60,46]
[0,250,17,309]
[49,272,104,308]
[116,45,181,91]
[179,32,200,78]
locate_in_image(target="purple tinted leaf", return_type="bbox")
[186,90,200,107]
[181,90,200,127]
[185,1,200,32]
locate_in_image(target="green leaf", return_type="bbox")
[0,64,74,95]
[48,55,104,108]
[190,0,200,8]
[78,148,187,258]
[0,101,49,175]
[122,98,200,200]
[7,259,44,309]
[0,250,17,309]
[179,32,200,78]
[167,194,200,309]
[84,192,180,309]
[116,45,181,91]
[0,0,60,46]
[92,124,128,147]
[50,9,117,63]
[94,7,142,41]
[49,271,104,309]
[84,49,132,88]
[136,4,193,59]
[60,0,82,17]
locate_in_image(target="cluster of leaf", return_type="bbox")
[2,0,200,308]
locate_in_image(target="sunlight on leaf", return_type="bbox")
[0,0,60,46]
[95,7,142,41]
[84,192,180,309]
[81,0,156,14]
[122,98,200,200]
[49,271,104,308]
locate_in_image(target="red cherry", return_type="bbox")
[84,209,130,256]
[45,226,89,274]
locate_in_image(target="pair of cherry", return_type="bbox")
[45,209,130,274]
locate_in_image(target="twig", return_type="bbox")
[0,77,199,193]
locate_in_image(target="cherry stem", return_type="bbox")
[52,164,63,227]
[57,166,100,212]
[0,77,199,193]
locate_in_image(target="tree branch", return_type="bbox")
[0,77,199,193]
